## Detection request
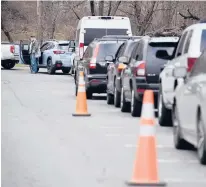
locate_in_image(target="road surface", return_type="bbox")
[2,66,206,187]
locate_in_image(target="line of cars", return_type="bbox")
[74,21,206,165]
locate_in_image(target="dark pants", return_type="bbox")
[30,54,38,73]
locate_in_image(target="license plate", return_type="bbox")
[99,62,107,67]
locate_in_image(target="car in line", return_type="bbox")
[120,36,179,117]
[172,50,206,165]
[75,38,124,99]
[20,40,75,74]
[1,41,19,69]
[106,38,141,107]
[158,22,206,127]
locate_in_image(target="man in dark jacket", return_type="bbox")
[28,36,39,73]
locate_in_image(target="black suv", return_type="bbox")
[120,36,179,117]
[106,39,141,107]
[75,39,124,99]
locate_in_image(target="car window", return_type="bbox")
[84,28,128,46]
[176,31,188,57]
[136,42,144,61]
[40,43,49,51]
[189,50,206,77]
[146,42,177,64]
[83,46,90,58]
[124,42,138,58]
[58,43,69,50]
[116,43,125,59]
[47,43,55,50]
[183,30,193,54]
[200,30,206,52]
[96,42,122,61]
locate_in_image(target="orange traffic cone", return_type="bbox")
[126,90,166,186]
[72,71,91,117]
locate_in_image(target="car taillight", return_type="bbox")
[79,43,84,58]
[135,61,146,76]
[117,63,126,73]
[53,50,65,54]
[187,58,197,72]
[10,45,15,53]
[89,44,99,69]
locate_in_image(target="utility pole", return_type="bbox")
[37,0,43,45]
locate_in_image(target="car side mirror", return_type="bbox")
[119,56,129,64]
[105,55,114,63]
[172,66,187,79]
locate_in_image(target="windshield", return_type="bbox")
[146,42,178,63]
[201,30,206,52]
[84,28,128,46]
[96,42,123,61]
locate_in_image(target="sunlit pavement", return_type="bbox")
[2,66,206,187]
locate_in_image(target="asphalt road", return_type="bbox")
[2,66,206,187]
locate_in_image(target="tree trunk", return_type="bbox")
[107,1,112,16]
[99,1,104,16]
[1,21,13,42]
[90,1,95,16]
[111,1,121,16]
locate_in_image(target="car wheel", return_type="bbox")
[2,60,16,69]
[158,85,172,127]
[197,112,206,165]
[62,67,71,74]
[120,87,130,112]
[131,89,142,117]
[47,59,55,74]
[172,103,193,150]
[86,89,93,99]
[107,92,114,105]
[114,86,121,108]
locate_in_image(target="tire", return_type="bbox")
[158,85,172,126]
[86,89,93,99]
[131,88,142,117]
[120,87,130,112]
[172,103,193,150]
[197,112,206,165]
[1,60,16,69]
[47,59,55,75]
[107,92,114,105]
[62,67,71,74]
[114,86,121,108]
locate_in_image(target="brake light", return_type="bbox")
[117,63,126,73]
[187,58,197,72]
[89,44,99,69]
[53,50,65,54]
[10,45,15,53]
[79,43,84,58]
[135,61,146,76]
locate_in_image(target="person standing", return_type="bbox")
[28,36,39,73]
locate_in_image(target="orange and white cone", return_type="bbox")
[126,90,166,186]
[72,71,91,117]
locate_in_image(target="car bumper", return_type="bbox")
[86,74,107,93]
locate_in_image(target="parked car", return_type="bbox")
[120,36,179,117]
[158,22,206,127]
[75,39,124,99]
[20,40,74,74]
[172,50,206,165]
[106,38,141,107]
[1,42,19,69]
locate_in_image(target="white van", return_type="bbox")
[75,16,132,58]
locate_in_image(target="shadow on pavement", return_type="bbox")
[1,68,21,71]
[37,71,72,76]
[92,95,107,100]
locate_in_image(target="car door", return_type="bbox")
[124,43,139,100]
[42,42,54,65]
[20,40,30,64]
[177,53,205,145]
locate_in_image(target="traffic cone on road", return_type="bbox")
[126,90,166,186]
[72,71,91,117]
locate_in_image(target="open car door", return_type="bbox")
[20,40,30,64]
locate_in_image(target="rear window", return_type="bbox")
[146,42,177,63]
[200,30,206,52]
[96,42,123,61]
[58,43,69,50]
[84,28,128,46]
